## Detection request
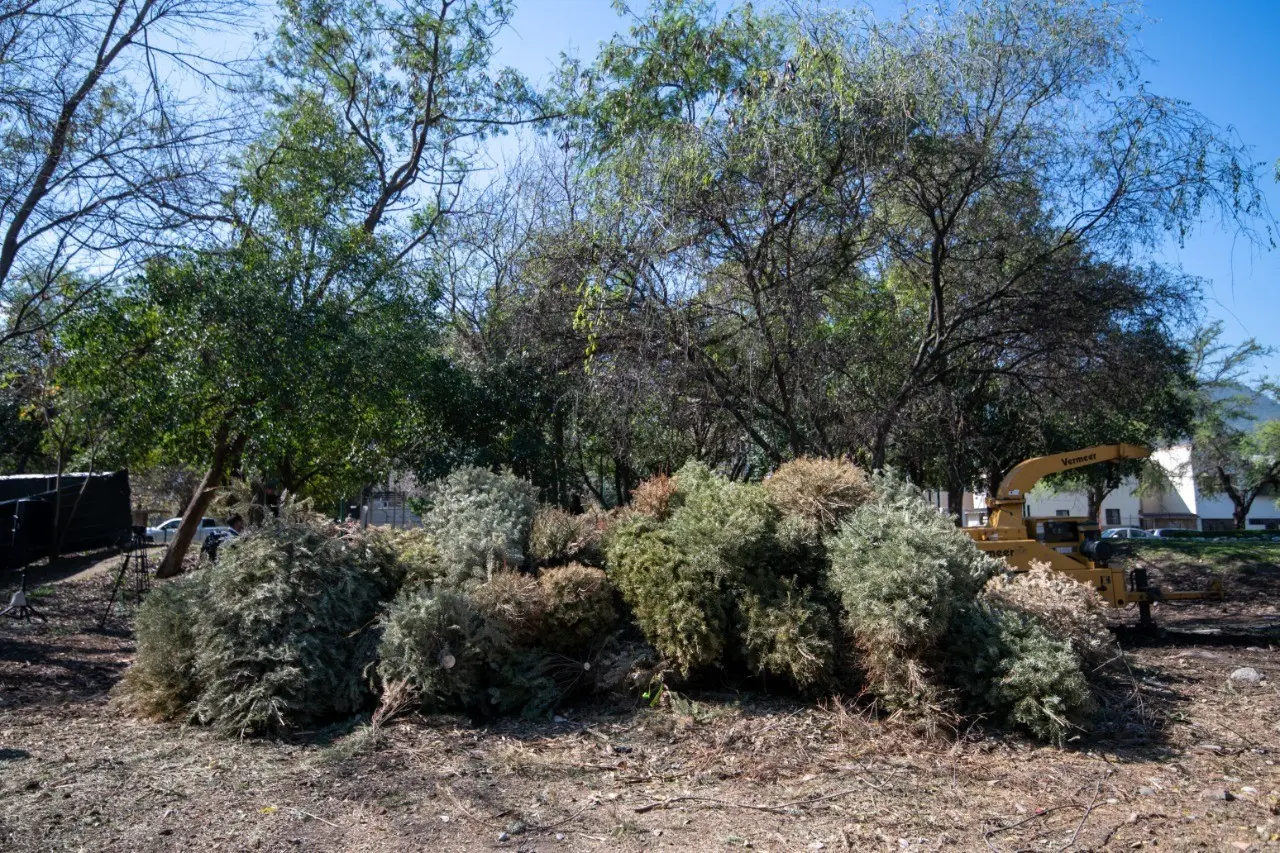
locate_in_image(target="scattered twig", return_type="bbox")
[635,794,783,815]
[441,786,510,829]
[283,806,339,828]
[580,725,612,743]
[983,804,1076,845]
[1097,814,1138,849]
[635,786,867,815]
[442,785,596,832]
[535,799,599,831]
[1058,775,1105,851]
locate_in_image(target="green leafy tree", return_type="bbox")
[57,0,531,575]
[0,351,48,473]
[555,0,894,465]
[1180,322,1279,530]
[545,0,1266,478]
[67,241,450,576]
[1041,377,1195,523]
[1193,415,1280,530]
[859,0,1265,466]
[0,292,150,555]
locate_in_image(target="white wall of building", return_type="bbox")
[1142,445,1197,516]
[1247,496,1280,527]
[1023,482,1142,527]
[1137,443,1280,530]
[1023,486,1086,517]
[1101,487,1142,528]
[1192,493,1235,527]
[1194,493,1280,528]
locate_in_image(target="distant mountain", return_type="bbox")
[1206,383,1280,431]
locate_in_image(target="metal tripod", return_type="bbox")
[99,531,151,628]
[1,567,46,622]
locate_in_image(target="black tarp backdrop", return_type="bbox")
[0,471,131,570]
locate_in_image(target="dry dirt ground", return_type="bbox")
[2,546,1279,852]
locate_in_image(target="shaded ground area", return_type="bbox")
[1113,542,1280,640]
[2,550,1279,852]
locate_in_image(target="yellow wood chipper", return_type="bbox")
[965,443,1224,626]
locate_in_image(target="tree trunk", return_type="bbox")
[613,457,630,507]
[871,393,911,470]
[946,485,965,527]
[58,441,100,554]
[871,427,889,470]
[1233,498,1252,531]
[551,409,566,507]
[155,430,247,578]
[944,490,961,525]
[1216,466,1251,532]
[1087,483,1115,525]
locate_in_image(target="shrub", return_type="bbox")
[537,563,619,654]
[114,574,208,720]
[947,602,1096,744]
[191,517,399,735]
[579,507,619,565]
[377,587,511,713]
[631,472,678,520]
[589,639,661,697]
[529,506,603,566]
[377,586,559,716]
[983,562,1119,671]
[595,504,641,553]
[607,515,729,675]
[765,457,874,536]
[826,471,1004,711]
[828,472,1000,649]
[739,579,836,690]
[606,462,836,684]
[486,648,561,717]
[471,570,545,644]
[382,526,447,586]
[355,524,407,586]
[664,461,780,571]
[420,466,539,586]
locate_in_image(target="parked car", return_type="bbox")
[1148,527,1195,538]
[1102,527,1149,539]
[145,516,235,545]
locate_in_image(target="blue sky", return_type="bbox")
[1132,1,1279,378]
[491,0,1280,378]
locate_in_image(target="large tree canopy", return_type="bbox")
[7,0,1275,543]
[471,0,1261,498]
[49,0,533,574]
